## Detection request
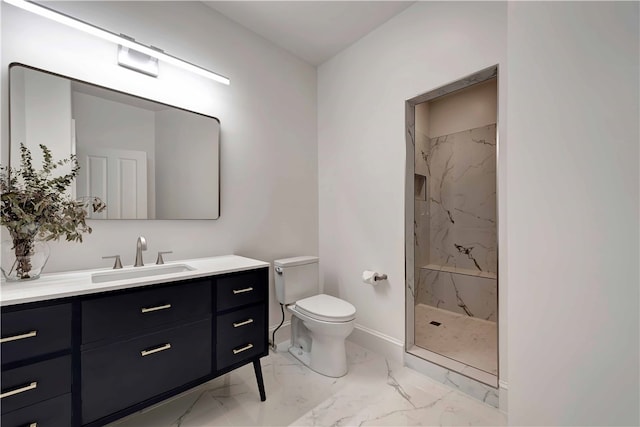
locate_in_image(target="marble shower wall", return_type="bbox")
[416,267,497,321]
[428,124,497,274]
[415,124,497,319]
[414,128,431,302]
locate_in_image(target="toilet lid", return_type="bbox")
[295,294,356,322]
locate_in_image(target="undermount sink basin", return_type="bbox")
[91,264,196,283]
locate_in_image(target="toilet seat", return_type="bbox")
[294,294,356,322]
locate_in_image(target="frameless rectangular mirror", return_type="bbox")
[8,63,220,220]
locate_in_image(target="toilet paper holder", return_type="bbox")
[362,270,387,284]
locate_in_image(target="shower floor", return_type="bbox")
[414,303,497,375]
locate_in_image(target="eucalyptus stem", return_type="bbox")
[13,235,34,279]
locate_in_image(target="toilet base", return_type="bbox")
[287,343,348,378]
[287,305,354,378]
[288,345,311,369]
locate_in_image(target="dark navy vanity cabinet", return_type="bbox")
[0,267,269,427]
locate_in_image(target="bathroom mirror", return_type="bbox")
[8,63,220,220]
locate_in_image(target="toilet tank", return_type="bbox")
[274,256,319,304]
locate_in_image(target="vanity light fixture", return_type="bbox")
[3,0,230,85]
[117,43,159,78]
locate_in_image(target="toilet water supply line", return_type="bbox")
[270,303,285,351]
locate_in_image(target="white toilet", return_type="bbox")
[274,256,356,378]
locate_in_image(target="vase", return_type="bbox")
[1,239,50,281]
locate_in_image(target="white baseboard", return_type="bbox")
[273,321,404,364]
[498,380,508,413]
[348,323,404,363]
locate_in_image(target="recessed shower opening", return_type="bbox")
[405,66,499,387]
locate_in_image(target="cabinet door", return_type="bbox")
[81,318,211,424]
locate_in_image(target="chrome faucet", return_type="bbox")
[134,236,147,267]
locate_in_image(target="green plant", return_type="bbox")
[1,143,106,279]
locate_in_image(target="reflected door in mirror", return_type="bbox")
[76,147,148,219]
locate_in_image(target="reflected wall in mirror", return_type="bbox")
[9,64,220,220]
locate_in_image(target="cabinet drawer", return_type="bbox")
[82,280,211,344]
[217,305,266,349]
[1,393,71,427]
[216,306,266,370]
[1,304,71,364]
[1,356,71,414]
[81,318,212,424]
[216,271,264,312]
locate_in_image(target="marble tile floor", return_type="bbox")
[414,304,497,375]
[110,341,505,427]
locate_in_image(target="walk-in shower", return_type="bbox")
[405,66,498,387]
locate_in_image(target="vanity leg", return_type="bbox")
[253,359,266,401]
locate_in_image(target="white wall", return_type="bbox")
[319,0,638,425]
[318,0,508,374]
[506,2,639,425]
[1,1,318,328]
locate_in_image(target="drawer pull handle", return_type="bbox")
[233,343,254,354]
[141,343,172,357]
[232,287,253,294]
[233,318,254,328]
[0,381,37,399]
[141,304,172,313]
[0,330,37,343]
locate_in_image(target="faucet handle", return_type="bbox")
[102,255,123,269]
[156,251,173,265]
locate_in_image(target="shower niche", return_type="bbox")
[405,66,498,387]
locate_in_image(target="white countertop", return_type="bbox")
[0,255,270,306]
